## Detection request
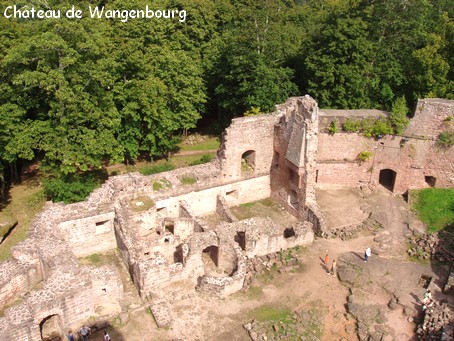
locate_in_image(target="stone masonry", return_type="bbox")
[0,95,452,340]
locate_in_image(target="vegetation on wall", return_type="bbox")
[356,151,373,162]
[437,131,454,148]
[328,120,338,134]
[343,117,393,137]
[0,0,452,202]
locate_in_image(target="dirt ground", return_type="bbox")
[76,187,452,341]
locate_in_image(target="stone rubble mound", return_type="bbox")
[416,301,454,341]
[407,233,454,263]
[331,217,383,240]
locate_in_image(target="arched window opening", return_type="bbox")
[241,150,256,174]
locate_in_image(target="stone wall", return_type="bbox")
[316,133,454,192]
[406,98,453,139]
[271,95,319,221]
[216,194,238,223]
[318,109,387,131]
[154,175,271,218]
[0,259,42,310]
[0,265,122,341]
[196,243,246,296]
[58,212,116,257]
[219,114,278,181]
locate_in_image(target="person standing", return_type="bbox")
[67,331,75,341]
[364,247,371,262]
[103,330,111,341]
[79,325,91,341]
[324,250,330,266]
[329,259,337,276]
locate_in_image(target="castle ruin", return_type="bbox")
[0,96,452,340]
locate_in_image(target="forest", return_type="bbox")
[0,0,452,201]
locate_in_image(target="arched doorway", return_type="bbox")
[379,169,397,192]
[40,314,64,341]
[241,150,256,175]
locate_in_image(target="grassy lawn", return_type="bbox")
[171,153,215,168]
[107,153,216,176]
[252,304,292,322]
[245,302,326,339]
[178,137,220,152]
[412,188,454,233]
[0,185,46,261]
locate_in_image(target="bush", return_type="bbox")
[390,96,409,135]
[43,172,101,204]
[189,154,214,166]
[362,118,393,137]
[413,188,454,233]
[437,131,454,148]
[343,118,362,132]
[180,175,197,185]
[357,151,373,162]
[244,106,262,116]
[139,162,175,175]
[328,119,338,134]
[343,117,393,137]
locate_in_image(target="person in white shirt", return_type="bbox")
[364,247,371,262]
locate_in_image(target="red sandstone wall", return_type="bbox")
[316,133,454,192]
[406,98,453,139]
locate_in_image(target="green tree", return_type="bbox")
[390,96,409,135]
[1,16,122,175]
[299,0,377,109]
[209,0,302,119]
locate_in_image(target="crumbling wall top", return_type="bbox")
[405,98,454,139]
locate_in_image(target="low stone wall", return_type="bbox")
[242,246,304,291]
[216,195,238,223]
[330,217,383,240]
[196,244,246,296]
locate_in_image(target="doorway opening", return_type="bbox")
[379,169,397,192]
[234,231,246,250]
[40,314,64,341]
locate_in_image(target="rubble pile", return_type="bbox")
[416,301,454,341]
[243,304,326,341]
[242,248,301,290]
[407,233,454,262]
[331,218,382,240]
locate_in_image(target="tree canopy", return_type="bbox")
[0,0,452,200]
